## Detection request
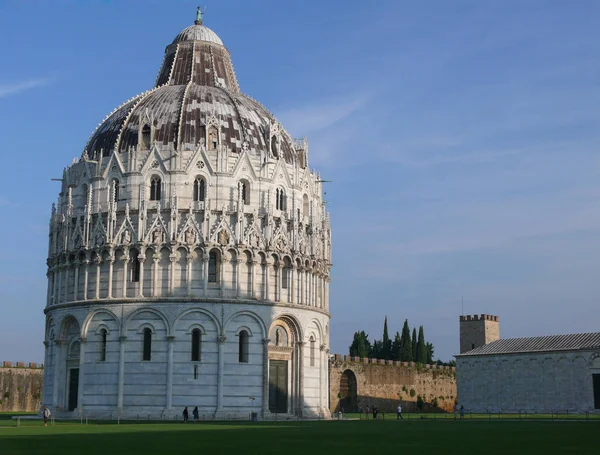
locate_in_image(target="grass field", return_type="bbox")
[1,418,599,455]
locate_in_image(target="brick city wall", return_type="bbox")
[0,362,44,412]
[330,355,456,413]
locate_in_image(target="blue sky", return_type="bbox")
[0,0,599,363]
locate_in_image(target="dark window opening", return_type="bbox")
[131,250,140,282]
[276,188,286,211]
[191,329,201,362]
[282,267,289,289]
[240,182,249,205]
[472,343,475,350]
[113,180,120,203]
[310,338,316,367]
[193,178,206,201]
[143,328,152,361]
[593,374,600,409]
[150,177,161,201]
[239,330,249,363]
[100,329,107,362]
[208,251,219,283]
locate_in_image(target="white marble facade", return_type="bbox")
[42,16,331,419]
[456,350,600,413]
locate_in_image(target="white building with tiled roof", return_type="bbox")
[456,314,600,413]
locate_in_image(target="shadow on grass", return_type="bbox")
[0,420,599,455]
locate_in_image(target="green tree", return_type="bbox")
[370,340,382,358]
[382,316,392,359]
[425,342,435,364]
[417,326,427,363]
[400,319,412,361]
[392,332,402,360]
[348,331,371,358]
[411,328,417,361]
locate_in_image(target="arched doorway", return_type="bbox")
[339,369,358,412]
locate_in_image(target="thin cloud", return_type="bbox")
[0,77,55,99]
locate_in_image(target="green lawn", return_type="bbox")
[1,419,598,455]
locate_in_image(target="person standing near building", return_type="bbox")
[460,405,465,420]
[183,406,189,423]
[192,406,199,423]
[397,404,403,420]
[365,405,370,420]
[43,406,51,427]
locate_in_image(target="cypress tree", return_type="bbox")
[400,319,412,361]
[392,332,402,360]
[349,331,371,358]
[411,328,417,361]
[417,326,427,363]
[382,316,392,359]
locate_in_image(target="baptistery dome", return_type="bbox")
[42,12,331,420]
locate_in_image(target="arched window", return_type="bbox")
[303,194,309,217]
[113,180,120,203]
[208,250,220,283]
[276,188,286,211]
[191,328,202,362]
[193,177,206,201]
[130,249,140,282]
[310,336,316,367]
[240,181,250,205]
[150,176,161,201]
[239,330,249,363]
[143,328,152,361]
[208,125,218,151]
[141,124,151,150]
[100,329,107,362]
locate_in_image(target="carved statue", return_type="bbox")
[121,229,131,245]
[275,328,280,346]
[218,229,229,246]
[152,228,164,245]
[242,141,249,152]
[95,232,105,247]
[185,227,196,245]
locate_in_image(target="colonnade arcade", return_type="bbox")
[47,246,330,309]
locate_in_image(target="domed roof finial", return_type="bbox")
[195,6,204,25]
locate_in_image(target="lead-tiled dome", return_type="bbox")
[84,15,298,165]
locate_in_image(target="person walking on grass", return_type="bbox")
[365,405,370,420]
[397,403,403,420]
[192,406,199,423]
[43,406,51,427]
[460,405,465,420]
[183,406,189,423]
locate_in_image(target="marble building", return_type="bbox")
[42,11,332,419]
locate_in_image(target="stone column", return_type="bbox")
[262,338,270,417]
[56,265,63,304]
[290,265,296,304]
[186,255,193,296]
[77,337,87,414]
[117,336,126,411]
[298,341,305,417]
[152,254,160,297]
[46,271,53,306]
[122,254,129,298]
[275,261,283,302]
[73,262,80,301]
[169,254,177,296]
[216,335,226,413]
[202,255,209,296]
[83,260,89,301]
[236,258,243,298]
[265,258,272,301]
[138,254,146,298]
[107,255,115,298]
[52,339,63,408]
[95,257,101,300]
[319,344,325,413]
[250,259,257,299]
[298,267,304,305]
[63,261,70,303]
[166,336,175,410]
